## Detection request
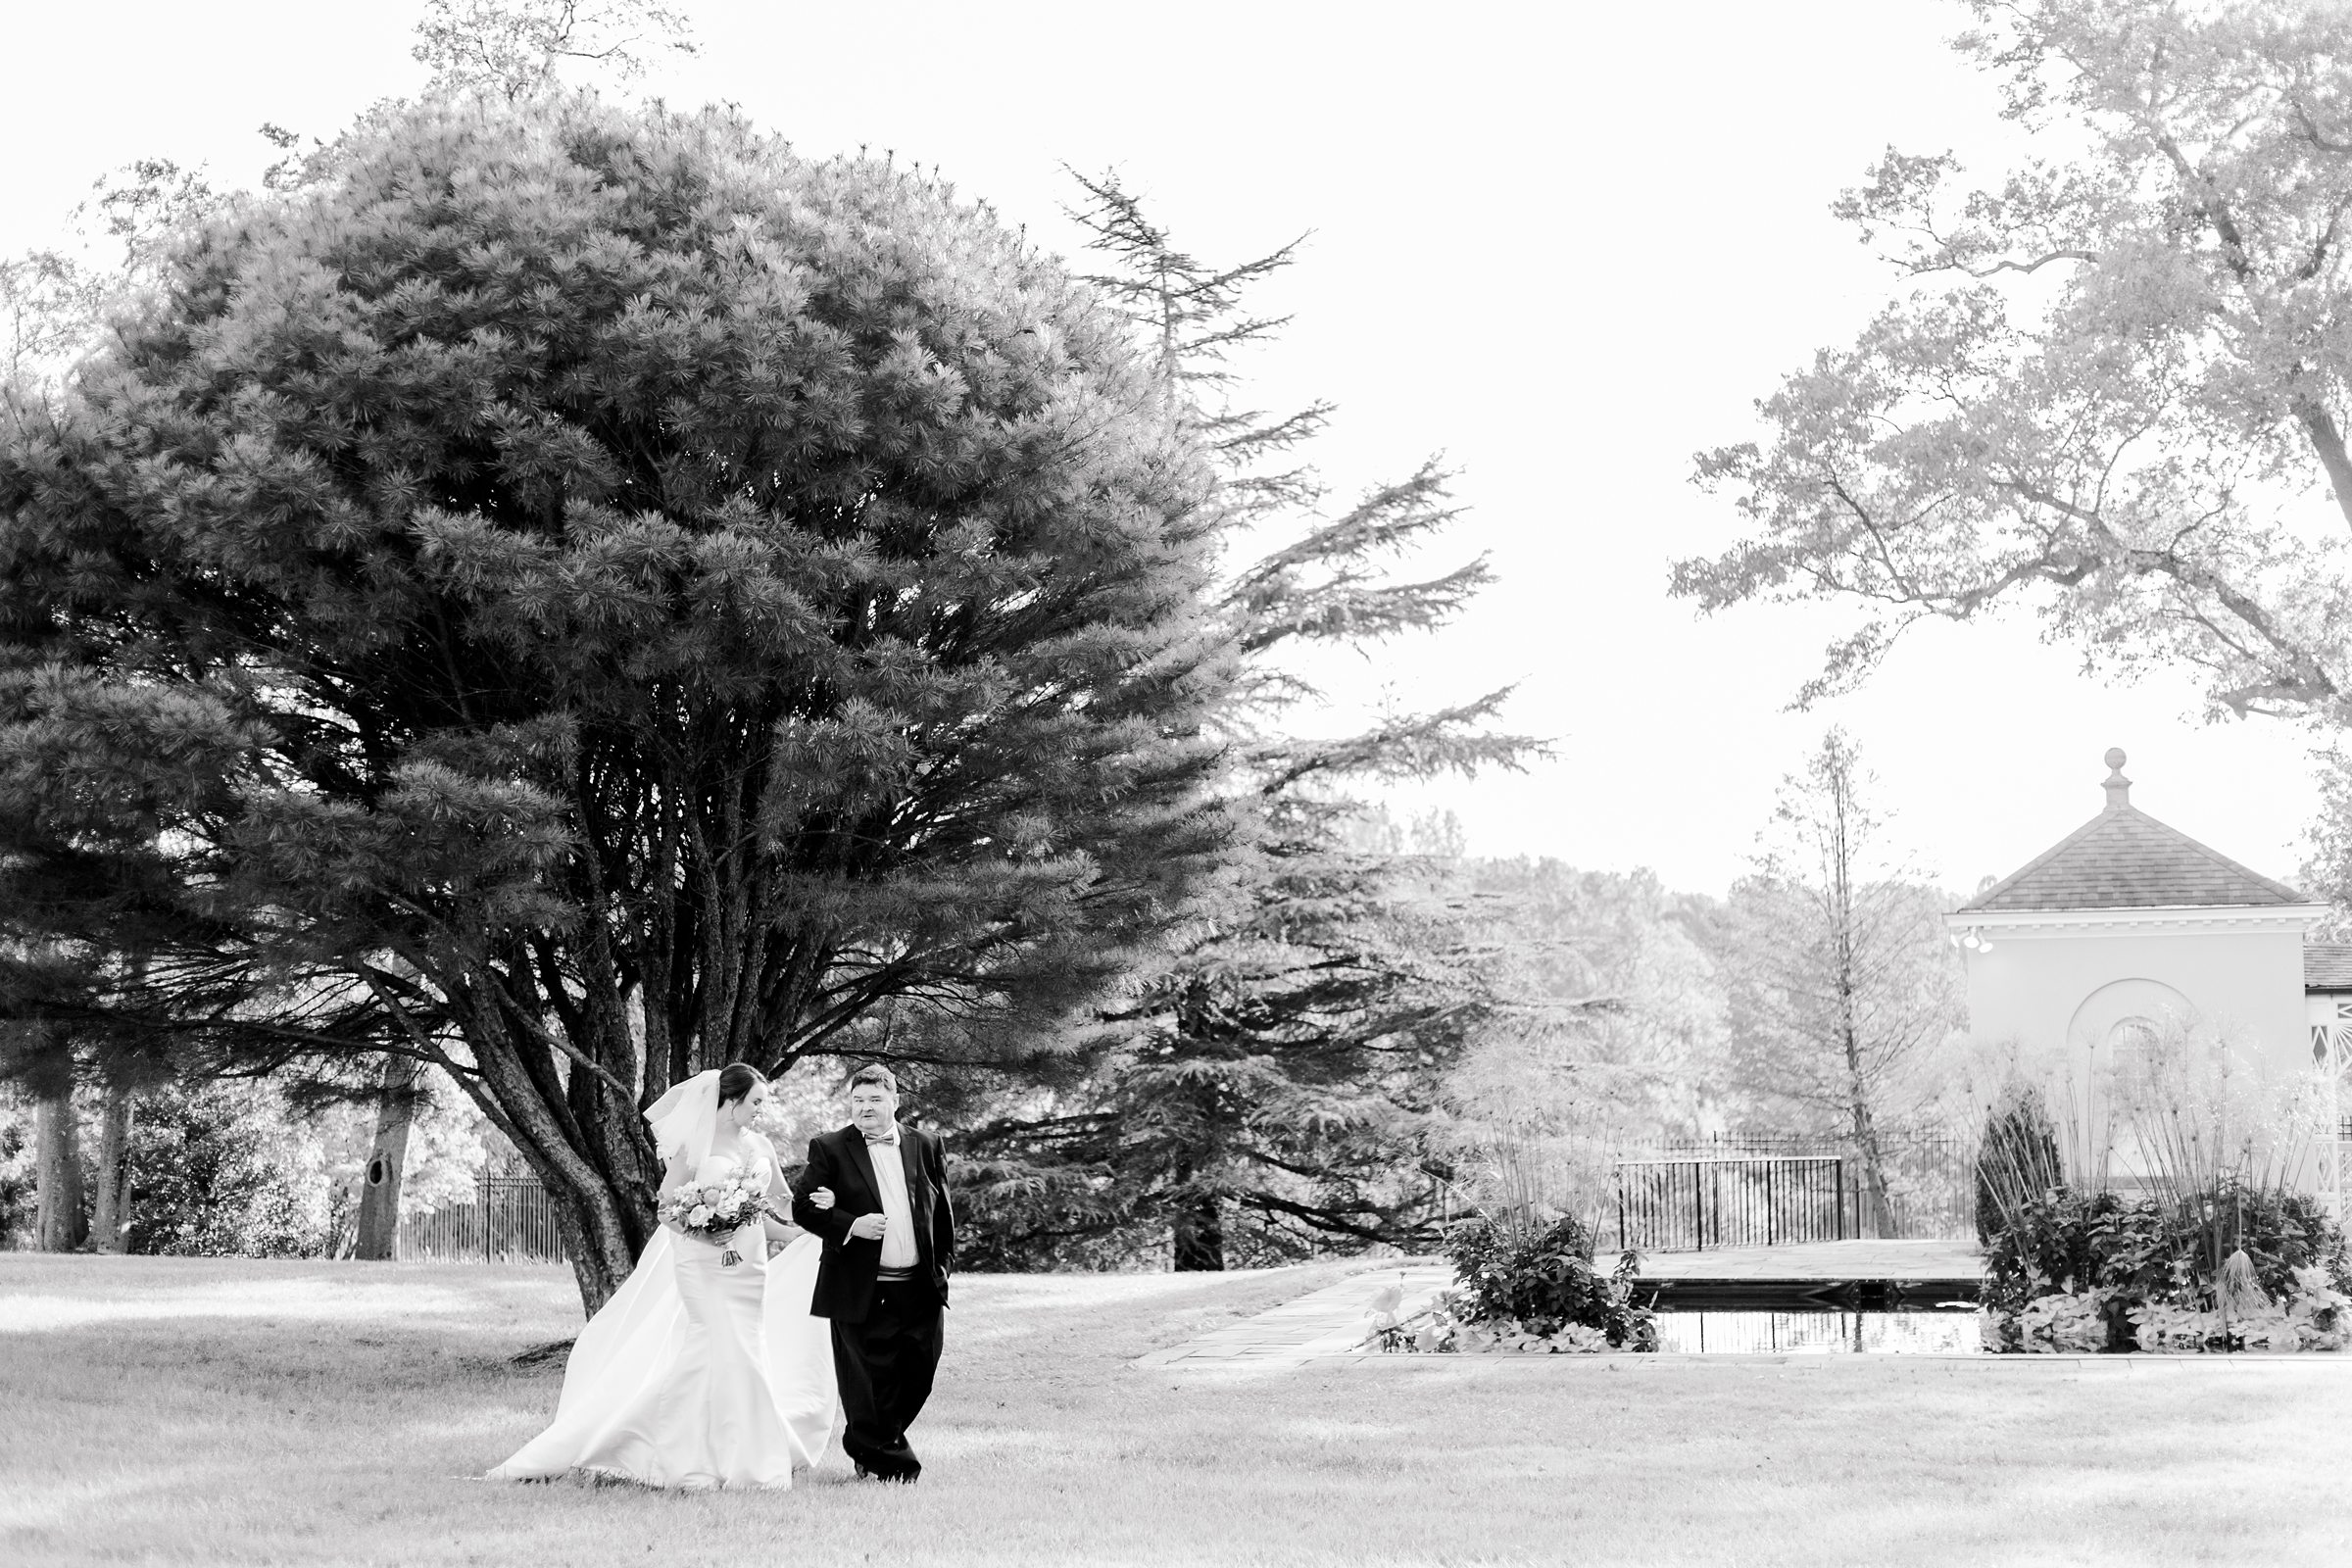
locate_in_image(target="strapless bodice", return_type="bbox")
[693,1139,773,1187]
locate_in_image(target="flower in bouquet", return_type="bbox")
[660,1171,776,1266]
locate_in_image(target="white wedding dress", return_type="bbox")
[490,1132,837,1491]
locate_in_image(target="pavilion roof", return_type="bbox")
[1956,750,2310,914]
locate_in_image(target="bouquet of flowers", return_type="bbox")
[660,1169,778,1266]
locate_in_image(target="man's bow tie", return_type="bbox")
[864,1134,898,1146]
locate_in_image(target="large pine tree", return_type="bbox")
[0,96,1240,1308]
[952,173,1543,1270]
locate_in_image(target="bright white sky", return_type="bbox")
[1,1,2328,897]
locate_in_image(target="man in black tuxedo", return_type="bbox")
[790,1064,955,1482]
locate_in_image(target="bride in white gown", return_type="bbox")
[489,1065,838,1491]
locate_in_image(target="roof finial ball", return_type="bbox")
[2102,748,2132,811]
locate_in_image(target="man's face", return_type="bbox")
[849,1082,898,1136]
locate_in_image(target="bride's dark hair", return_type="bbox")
[716,1061,767,1106]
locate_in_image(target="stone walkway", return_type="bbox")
[1133,1261,1453,1368]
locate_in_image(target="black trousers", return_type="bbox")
[831,1278,944,1480]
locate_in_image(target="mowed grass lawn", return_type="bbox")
[3,1256,2348,1567]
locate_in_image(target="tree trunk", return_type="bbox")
[456,1012,659,1315]
[1171,1191,1224,1271]
[34,1085,87,1251]
[1821,736,1898,1241]
[541,1155,656,1314]
[355,1056,424,1260]
[1848,1101,1896,1239]
[88,1082,134,1253]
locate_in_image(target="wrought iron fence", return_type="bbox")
[398,1172,570,1263]
[1646,1133,1976,1242]
[1614,1156,1847,1252]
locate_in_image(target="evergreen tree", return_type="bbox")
[0,96,1239,1309]
[0,153,227,1250]
[954,172,1542,1270]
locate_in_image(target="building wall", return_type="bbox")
[1960,925,2310,1085]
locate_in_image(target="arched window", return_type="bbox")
[2103,1016,2162,1100]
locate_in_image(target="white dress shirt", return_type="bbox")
[864,1126,919,1272]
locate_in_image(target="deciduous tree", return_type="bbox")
[1688,733,1965,1234]
[1675,0,2352,721]
[414,0,695,99]
[1458,860,1731,1142]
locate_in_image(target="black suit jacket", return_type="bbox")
[789,1123,955,1322]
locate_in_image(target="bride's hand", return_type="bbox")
[807,1187,836,1210]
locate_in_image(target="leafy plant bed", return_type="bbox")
[1982,1184,2352,1354]
[1987,1279,2351,1353]
[1971,1039,2352,1354]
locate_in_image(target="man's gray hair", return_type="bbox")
[847,1063,899,1094]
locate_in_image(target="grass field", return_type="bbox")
[4,1254,2349,1567]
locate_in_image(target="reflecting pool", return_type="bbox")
[1650,1308,1984,1354]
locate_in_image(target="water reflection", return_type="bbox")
[1651,1309,1984,1354]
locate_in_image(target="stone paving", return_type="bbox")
[1133,1261,1453,1367]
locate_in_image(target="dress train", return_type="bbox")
[490,1210,835,1489]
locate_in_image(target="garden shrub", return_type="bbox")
[0,1106,33,1248]
[1372,1210,1657,1353]
[1973,1081,2062,1245]
[1447,1211,1657,1347]
[126,1083,329,1257]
